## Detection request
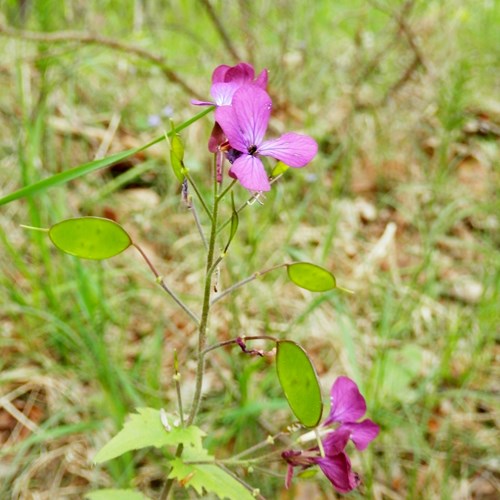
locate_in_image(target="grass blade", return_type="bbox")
[0,107,214,207]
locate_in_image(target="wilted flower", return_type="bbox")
[216,85,317,192]
[282,376,379,493]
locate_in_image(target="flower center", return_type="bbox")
[247,145,257,155]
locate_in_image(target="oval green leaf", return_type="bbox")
[49,217,132,260]
[276,340,323,427]
[287,262,336,292]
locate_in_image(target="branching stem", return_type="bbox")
[132,243,200,325]
[210,263,288,306]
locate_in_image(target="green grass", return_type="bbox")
[1,0,499,498]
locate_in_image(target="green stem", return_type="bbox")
[173,351,184,426]
[217,179,237,201]
[216,176,281,235]
[188,197,208,250]
[187,154,220,426]
[185,170,213,221]
[210,263,288,306]
[132,243,200,325]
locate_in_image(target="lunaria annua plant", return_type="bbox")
[1,62,379,499]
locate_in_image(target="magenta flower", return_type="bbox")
[282,376,379,494]
[323,376,380,451]
[215,85,318,191]
[192,62,268,107]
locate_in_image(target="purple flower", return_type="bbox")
[282,376,379,494]
[192,62,268,107]
[323,376,380,451]
[215,85,318,192]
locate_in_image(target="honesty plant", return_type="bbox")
[1,61,378,499]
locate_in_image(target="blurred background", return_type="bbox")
[0,0,498,498]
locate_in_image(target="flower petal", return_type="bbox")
[212,64,231,83]
[208,122,225,153]
[225,62,255,84]
[231,86,272,146]
[322,428,351,456]
[215,105,248,152]
[258,133,318,167]
[210,82,239,106]
[316,452,360,493]
[255,68,268,89]
[341,419,380,451]
[323,376,367,426]
[228,154,270,192]
[191,99,215,106]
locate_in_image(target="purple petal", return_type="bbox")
[191,99,215,106]
[341,419,380,451]
[316,452,360,494]
[225,62,255,84]
[258,133,318,167]
[322,428,351,456]
[215,106,248,153]
[232,86,272,146]
[255,68,268,89]
[210,82,239,106]
[208,122,225,153]
[228,155,270,192]
[212,64,231,83]
[323,376,367,426]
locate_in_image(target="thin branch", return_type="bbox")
[210,263,288,306]
[201,335,279,357]
[132,243,200,326]
[197,0,241,62]
[188,197,208,250]
[0,23,202,99]
[184,170,213,221]
[216,463,265,500]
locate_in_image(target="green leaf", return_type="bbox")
[271,161,290,177]
[49,217,132,260]
[169,446,254,500]
[85,489,150,500]
[0,107,214,207]
[287,262,336,292]
[276,340,323,428]
[94,408,205,464]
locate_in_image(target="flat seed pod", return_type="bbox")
[271,161,290,177]
[276,340,323,428]
[49,217,132,260]
[287,262,336,292]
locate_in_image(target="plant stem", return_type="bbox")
[231,432,286,460]
[185,170,213,221]
[188,198,208,249]
[186,155,220,426]
[201,335,279,357]
[217,176,282,235]
[173,351,184,426]
[217,179,237,201]
[132,243,200,325]
[210,263,288,306]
